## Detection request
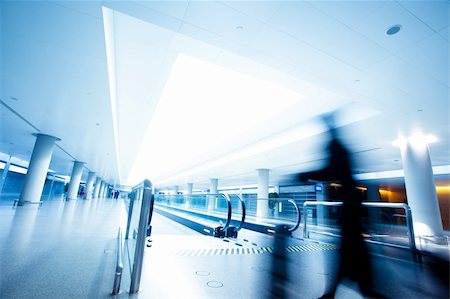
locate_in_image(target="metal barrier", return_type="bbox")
[112,227,123,295]
[302,201,419,260]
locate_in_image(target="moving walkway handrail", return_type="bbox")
[302,201,418,259]
[155,193,233,231]
[256,198,301,232]
[112,227,123,295]
[234,194,246,231]
[221,193,232,231]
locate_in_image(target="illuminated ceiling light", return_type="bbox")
[129,53,302,183]
[386,24,402,35]
[392,134,438,147]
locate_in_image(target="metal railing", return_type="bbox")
[112,227,123,295]
[302,201,419,260]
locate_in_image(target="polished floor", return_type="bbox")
[0,197,448,299]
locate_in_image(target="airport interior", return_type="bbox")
[0,1,449,298]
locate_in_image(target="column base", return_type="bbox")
[14,200,43,207]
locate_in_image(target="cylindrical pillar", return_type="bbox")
[19,134,60,204]
[257,169,269,218]
[93,177,101,198]
[84,171,96,199]
[100,181,106,198]
[98,181,105,198]
[186,183,193,195]
[103,183,109,198]
[208,178,218,211]
[66,161,85,200]
[185,183,193,207]
[173,185,179,195]
[400,138,444,237]
[0,155,11,193]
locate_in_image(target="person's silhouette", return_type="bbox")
[298,121,377,298]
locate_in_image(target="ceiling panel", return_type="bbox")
[183,1,265,45]
[219,1,283,23]
[104,1,183,33]
[324,27,392,70]
[310,1,386,28]
[249,25,365,93]
[438,26,449,42]
[398,33,449,86]
[354,1,435,54]
[398,0,450,32]
[133,0,189,20]
[269,1,352,49]
[366,56,448,110]
[1,1,449,189]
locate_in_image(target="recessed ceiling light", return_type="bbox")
[235,25,244,31]
[96,123,100,126]
[386,24,402,35]
[10,97,19,101]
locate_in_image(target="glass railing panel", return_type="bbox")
[302,201,417,253]
[154,194,231,229]
[122,180,154,294]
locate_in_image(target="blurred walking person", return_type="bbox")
[298,115,380,298]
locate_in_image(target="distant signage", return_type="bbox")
[315,185,322,192]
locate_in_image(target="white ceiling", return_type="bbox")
[0,1,448,190]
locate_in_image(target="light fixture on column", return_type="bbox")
[392,134,438,147]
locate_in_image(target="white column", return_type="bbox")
[104,183,109,198]
[47,174,55,199]
[19,134,59,204]
[208,178,218,211]
[257,169,269,218]
[93,177,101,198]
[66,161,84,200]
[0,155,11,193]
[185,183,193,207]
[84,171,96,199]
[101,182,107,198]
[186,183,193,195]
[400,138,444,237]
[173,185,179,195]
[99,181,105,198]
